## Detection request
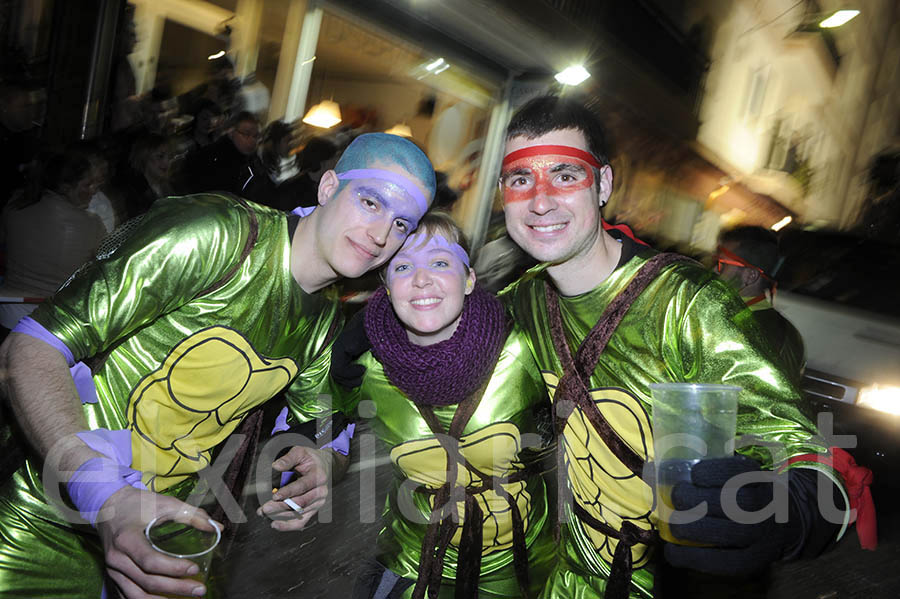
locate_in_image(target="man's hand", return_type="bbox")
[257,446,348,531]
[98,485,221,598]
[662,455,841,576]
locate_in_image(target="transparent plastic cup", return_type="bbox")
[650,383,740,543]
[145,516,222,597]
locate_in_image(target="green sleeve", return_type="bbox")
[674,277,849,533]
[32,194,250,360]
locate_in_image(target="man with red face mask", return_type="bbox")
[716,225,805,385]
[498,96,862,599]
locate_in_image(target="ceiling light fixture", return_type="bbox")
[207,50,226,60]
[819,9,860,28]
[302,100,342,128]
[425,58,445,72]
[771,215,792,231]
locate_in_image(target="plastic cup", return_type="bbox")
[650,383,739,543]
[145,516,222,597]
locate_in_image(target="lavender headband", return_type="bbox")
[399,232,470,267]
[336,168,429,216]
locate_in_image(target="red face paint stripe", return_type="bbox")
[502,145,603,169]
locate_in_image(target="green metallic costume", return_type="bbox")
[501,236,848,599]
[747,297,806,386]
[341,327,556,598]
[0,194,341,598]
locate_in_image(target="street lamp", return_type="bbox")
[555,65,590,86]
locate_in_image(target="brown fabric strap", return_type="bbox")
[548,253,692,476]
[209,407,264,550]
[495,485,531,598]
[572,503,657,599]
[416,385,492,485]
[547,252,692,599]
[411,484,450,599]
[455,493,484,599]
[411,378,535,598]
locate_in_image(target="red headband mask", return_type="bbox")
[500,145,603,205]
[715,244,778,302]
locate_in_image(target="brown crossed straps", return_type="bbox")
[410,382,534,599]
[545,252,693,599]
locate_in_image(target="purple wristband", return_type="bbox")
[67,429,147,525]
[66,457,133,526]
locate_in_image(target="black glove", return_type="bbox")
[662,455,843,576]
[330,308,371,389]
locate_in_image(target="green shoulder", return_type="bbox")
[497,263,550,316]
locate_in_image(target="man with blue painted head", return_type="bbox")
[0,133,435,598]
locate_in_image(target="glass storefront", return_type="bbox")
[129,0,505,242]
[305,7,500,222]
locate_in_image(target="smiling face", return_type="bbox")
[145,145,172,181]
[385,232,475,346]
[501,128,612,266]
[314,165,429,280]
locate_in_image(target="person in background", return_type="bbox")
[2,151,106,296]
[716,225,806,384]
[260,120,300,185]
[179,55,241,122]
[246,120,304,212]
[498,95,855,599]
[431,171,460,212]
[108,3,142,133]
[0,132,436,599]
[185,110,260,196]
[82,142,118,234]
[237,71,270,121]
[0,150,107,329]
[293,136,340,209]
[332,212,555,598]
[190,99,226,149]
[111,133,177,220]
[249,123,342,212]
[0,80,42,211]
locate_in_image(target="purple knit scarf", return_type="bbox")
[364,284,508,406]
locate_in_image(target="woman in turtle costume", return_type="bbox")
[337,212,556,599]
